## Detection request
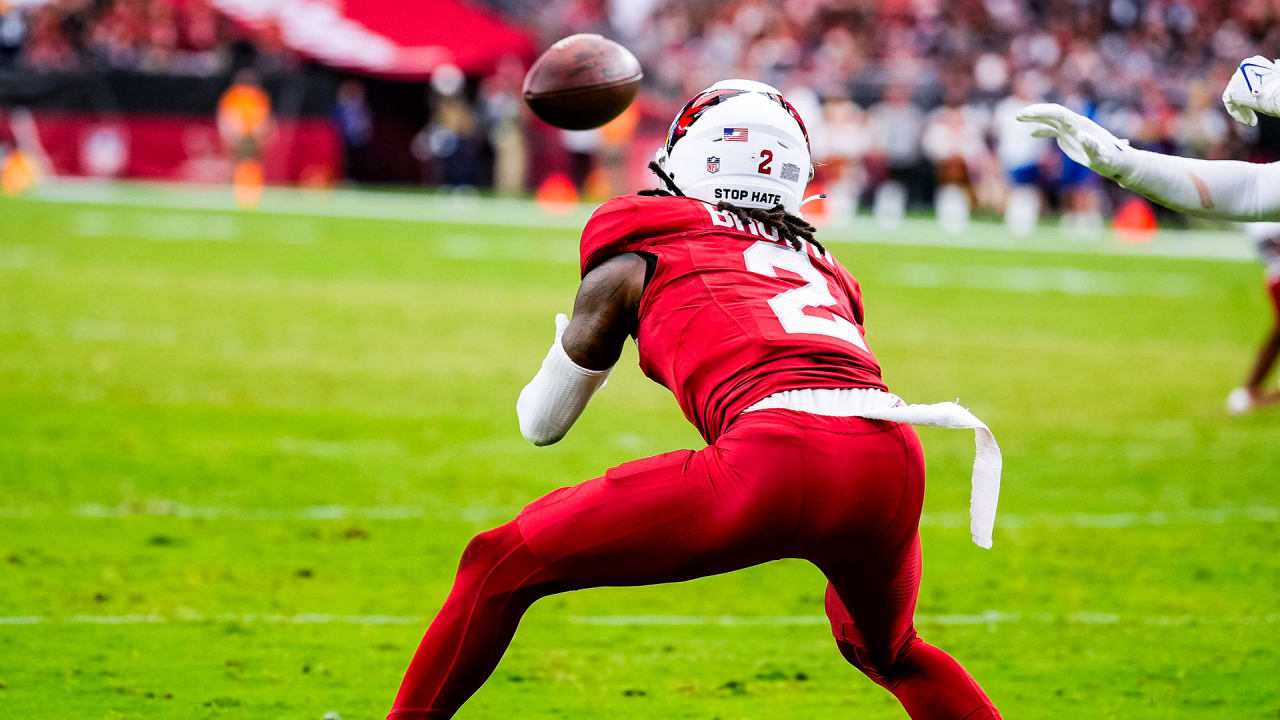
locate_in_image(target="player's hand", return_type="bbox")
[1222,56,1280,126]
[1016,103,1131,180]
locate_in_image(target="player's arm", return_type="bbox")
[1017,103,1280,222]
[515,253,647,445]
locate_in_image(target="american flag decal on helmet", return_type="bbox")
[723,127,749,142]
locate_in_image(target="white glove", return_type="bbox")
[1222,55,1280,126]
[1016,103,1132,180]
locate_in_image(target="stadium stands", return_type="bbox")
[1,0,1278,224]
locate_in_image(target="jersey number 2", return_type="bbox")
[743,241,869,352]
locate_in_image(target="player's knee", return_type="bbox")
[457,522,523,578]
[836,637,915,686]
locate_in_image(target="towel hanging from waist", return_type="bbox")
[744,388,1001,549]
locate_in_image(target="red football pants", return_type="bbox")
[388,410,1000,719]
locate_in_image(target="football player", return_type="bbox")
[1227,224,1280,415]
[1014,56,1280,222]
[388,80,1003,720]
[1017,57,1280,411]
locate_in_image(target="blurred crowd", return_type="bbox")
[491,0,1280,232]
[0,0,293,74]
[5,0,1280,232]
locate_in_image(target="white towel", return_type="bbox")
[744,388,1002,549]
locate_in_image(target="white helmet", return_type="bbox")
[655,79,813,214]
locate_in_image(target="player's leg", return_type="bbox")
[822,535,999,720]
[388,432,804,719]
[810,423,999,720]
[387,520,556,719]
[1244,324,1280,399]
[1231,277,1280,413]
[1250,279,1280,396]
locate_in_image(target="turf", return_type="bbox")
[1,186,1278,719]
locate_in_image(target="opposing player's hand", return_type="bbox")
[1016,103,1131,179]
[1222,56,1280,126]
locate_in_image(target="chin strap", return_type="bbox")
[800,193,827,208]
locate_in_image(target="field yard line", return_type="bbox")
[13,179,1257,262]
[60,503,522,521]
[884,262,1206,297]
[917,506,1280,528]
[67,318,181,346]
[0,611,1275,627]
[0,245,35,268]
[72,209,241,242]
[28,181,594,230]
[568,612,1280,627]
[0,503,1274,528]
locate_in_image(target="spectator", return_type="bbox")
[1052,87,1105,239]
[813,96,872,223]
[993,72,1050,237]
[6,0,1280,213]
[561,127,601,192]
[869,83,925,229]
[218,69,272,163]
[479,56,528,195]
[412,64,482,188]
[334,80,374,183]
[24,5,76,70]
[13,0,237,74]
[217,68,271,204]
[1177,80,1230,159]
[922,84,988,234]
[0,2,25,67]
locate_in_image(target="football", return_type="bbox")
[522,34,643,130]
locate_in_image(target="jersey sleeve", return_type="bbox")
[1118,151,1280,221]
[580,195,707,277]
[580,196,645,277]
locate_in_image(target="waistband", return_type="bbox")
[744,387,904,416]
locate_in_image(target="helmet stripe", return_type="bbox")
[664,88,811,156]
[664,89,748,155]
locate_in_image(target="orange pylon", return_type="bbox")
[535,172,578,215]
[1114,196,1156,243]
[1,150,37,196]
[233,159,264,209]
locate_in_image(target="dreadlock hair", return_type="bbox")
[637,161,824,255]
[637,161,684,197]
[715,201,823,255]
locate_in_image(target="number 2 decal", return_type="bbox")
[742,241,869,351]
[758,149,773,175]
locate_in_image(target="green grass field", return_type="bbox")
[1,184,1278,719]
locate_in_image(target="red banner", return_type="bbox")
[210,0,535,78]
[4,110,341,184]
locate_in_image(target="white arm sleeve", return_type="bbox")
[516,314,612,446]
[1117,150,1280,221]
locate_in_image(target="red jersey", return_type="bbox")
[580,194,887,443]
